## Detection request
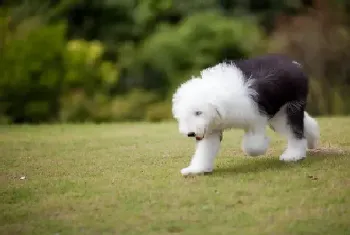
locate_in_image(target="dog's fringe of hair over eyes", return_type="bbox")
[171,62,260,126]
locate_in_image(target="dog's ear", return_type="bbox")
[208,102,223,120]
[214,106,222,119]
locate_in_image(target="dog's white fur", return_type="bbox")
[172,63,320,176]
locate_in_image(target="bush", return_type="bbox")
[110,89,160,122]
[0,23,66,123]
[145,101,172,122]
[0,22,120,123]
[119,11,266,95]
[63,39,119,94]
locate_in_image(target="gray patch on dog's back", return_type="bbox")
[229,54,308,118]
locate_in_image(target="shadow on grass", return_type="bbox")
[211,147,347,177]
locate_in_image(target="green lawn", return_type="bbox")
[1,117,350,235]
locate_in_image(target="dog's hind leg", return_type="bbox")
[180,131,222,176]
[304,111,320,149]
[269,101,307,161]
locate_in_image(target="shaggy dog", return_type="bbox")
[172,54,320,176]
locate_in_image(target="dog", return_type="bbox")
[172,54,320,176]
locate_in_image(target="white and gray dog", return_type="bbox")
[172,54,320,176]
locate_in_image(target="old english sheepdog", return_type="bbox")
[172,54,320,176]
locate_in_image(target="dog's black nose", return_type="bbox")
[187,132,196,137]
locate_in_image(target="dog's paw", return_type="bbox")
[279,149,306,162]
[180,166,212,176]
[242,133,269,157]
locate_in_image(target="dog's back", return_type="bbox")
[232,54,308,117]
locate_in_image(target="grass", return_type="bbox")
[1,117,350,235]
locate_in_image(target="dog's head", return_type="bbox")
[172,63,258,141]
[172,77,222,140]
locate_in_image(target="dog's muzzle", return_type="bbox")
[187,132,203,141]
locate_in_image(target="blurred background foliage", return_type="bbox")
[1,0,350,123]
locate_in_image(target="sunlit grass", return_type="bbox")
[1,117,350,235]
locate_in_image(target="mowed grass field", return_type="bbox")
[1,117,350,235]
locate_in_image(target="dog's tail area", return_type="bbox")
[304,111,320,149]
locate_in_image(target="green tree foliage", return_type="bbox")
[0,23,66,122]
[1,0,350,123]
[138,11,265,89]
[59,39,119,122]
[0,16,119,123]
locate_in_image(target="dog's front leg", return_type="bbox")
[181,131,222,176]
[241,118,270,157]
